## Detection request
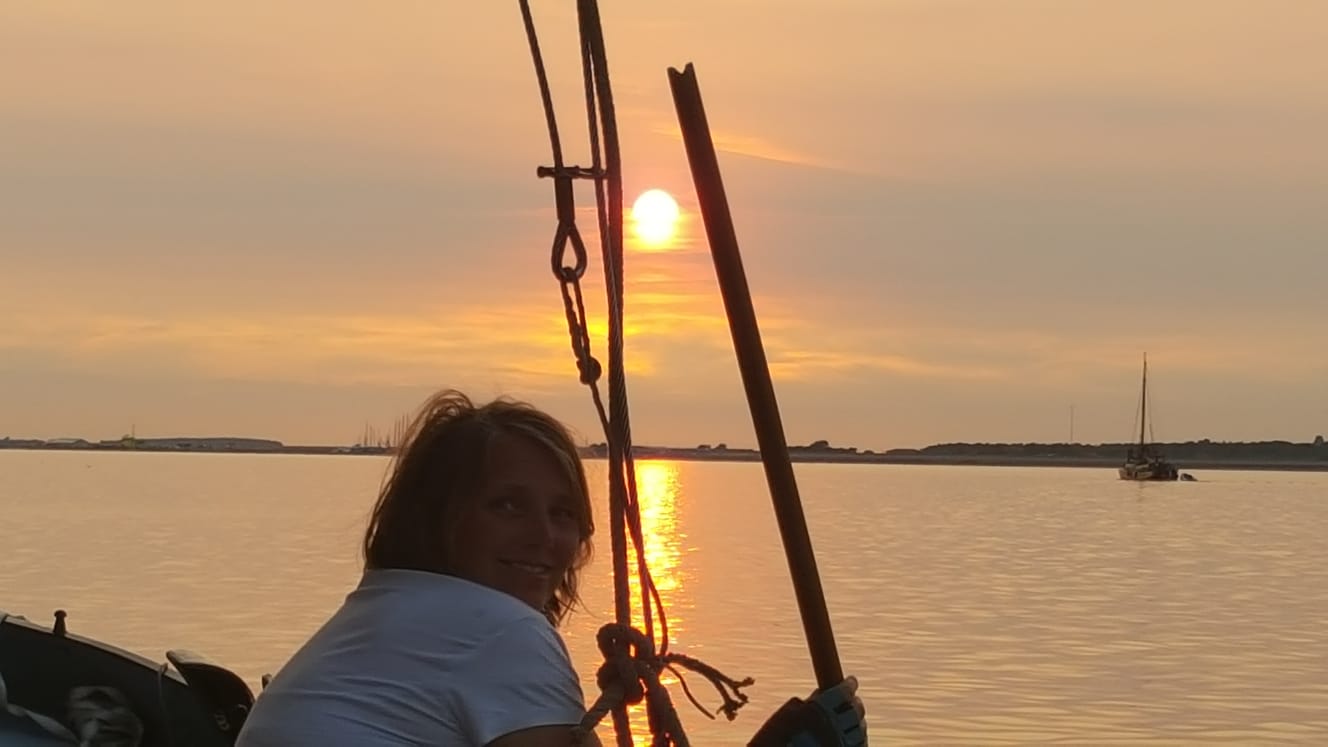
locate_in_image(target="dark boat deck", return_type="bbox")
[1,611,251,747]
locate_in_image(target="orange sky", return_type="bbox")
[2,1,1325,449]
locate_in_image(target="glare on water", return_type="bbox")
[4,451,1328,744]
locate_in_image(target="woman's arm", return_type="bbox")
[488,676,865,747]
[487,725,603,747]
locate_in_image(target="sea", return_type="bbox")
[4,450,1327,745]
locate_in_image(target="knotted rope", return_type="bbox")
[572,624,755,747]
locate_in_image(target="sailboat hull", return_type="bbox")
[1118,462,1180,481]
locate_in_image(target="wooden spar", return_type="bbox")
[667,62,844,690]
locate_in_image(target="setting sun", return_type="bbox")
[630,189,680,246]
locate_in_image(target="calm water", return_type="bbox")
[4,450,1328,744]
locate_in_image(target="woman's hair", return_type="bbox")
[362,389,594,624]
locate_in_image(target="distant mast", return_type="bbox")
[1139,353,1149,449]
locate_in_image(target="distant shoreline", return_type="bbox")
[609,447,1328,473]
[2,442,1325,473]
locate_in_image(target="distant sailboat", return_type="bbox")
[1119,354,1180,481]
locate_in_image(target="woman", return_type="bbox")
[237,390,865,746]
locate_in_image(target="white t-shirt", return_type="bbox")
[236,569,585,746]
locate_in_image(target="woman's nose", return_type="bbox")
[523,510,556,544]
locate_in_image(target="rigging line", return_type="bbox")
[574,0,665,650]
[520,11,758,741]
[521,4,758,744]
[518,0,565,170]
[578,4,634,631]
[520,2,672,743]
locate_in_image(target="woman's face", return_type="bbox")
[447,432,584,611]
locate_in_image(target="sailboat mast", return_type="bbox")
[1139,354,1148,448]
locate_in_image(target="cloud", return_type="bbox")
[0,309,554,384]
[649,123,870,175]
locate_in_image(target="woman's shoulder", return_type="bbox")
[351,570,576,686]
[353,568,550,629]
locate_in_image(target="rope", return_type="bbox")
[518,2,754,744]
[571,624,755,746]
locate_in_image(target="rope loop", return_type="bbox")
[540,165,605,282]
[551,220,589,282]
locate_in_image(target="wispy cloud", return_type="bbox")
[0,310,556,384]
[0,281,736,391]
[649,123,870,175]
[768,348,1004,382]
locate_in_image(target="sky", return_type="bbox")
[2,1,1325,450]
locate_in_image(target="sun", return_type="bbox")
[630,189,680,247]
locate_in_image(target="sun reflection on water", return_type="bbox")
[631,461,683,619]
[622,460,688,744]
